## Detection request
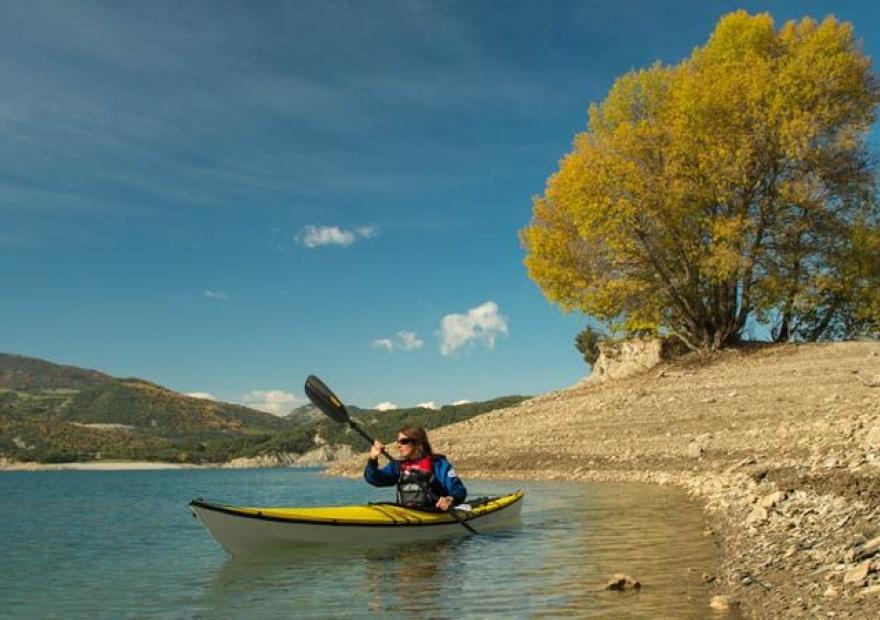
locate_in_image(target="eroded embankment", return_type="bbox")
[328,341,880,618]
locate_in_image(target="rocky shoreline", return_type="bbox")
[328,341,880,618]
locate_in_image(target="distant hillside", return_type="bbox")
[286,402,372,424]
[0,353,113,390]
[0,352,294,463]
[0,352,528,464]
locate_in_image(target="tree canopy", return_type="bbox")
[522,11,880,350]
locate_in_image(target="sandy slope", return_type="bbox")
[331,341,880,618]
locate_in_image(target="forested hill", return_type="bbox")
[0,352,528,464]
[0,352,115,390]
[0,352,288,432]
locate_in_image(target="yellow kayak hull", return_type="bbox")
[190,491,524,555]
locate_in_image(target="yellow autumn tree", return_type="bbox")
[522,11,880,350]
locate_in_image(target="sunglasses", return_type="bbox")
[396,437,417,445]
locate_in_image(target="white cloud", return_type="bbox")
[296,224,379,248]
[375,401,398,411]
[452,399,471,405]
[440,301,508,355]
[204,290,228,301]
[241,390,304,416]
[415,401,438,409]
[186,392,216,401]
[397,331,423,351]
[371,330,423,352]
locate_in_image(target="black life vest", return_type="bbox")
[396,456,442,508]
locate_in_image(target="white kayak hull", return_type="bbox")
[190,492,524,556]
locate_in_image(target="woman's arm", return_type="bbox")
[435,458,467,504]
[364,457,398,487]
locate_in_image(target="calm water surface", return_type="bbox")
[1,468,720,618]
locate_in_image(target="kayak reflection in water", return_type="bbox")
[364,426,467,511]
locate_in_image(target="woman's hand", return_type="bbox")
[369,440,384,460]
[435,496,454,511]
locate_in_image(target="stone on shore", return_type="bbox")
[709,594,739,610]
[745,505,769,525]
[843,560,872,586]
[758,490,787,509]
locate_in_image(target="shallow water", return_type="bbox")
[1,468,720,618]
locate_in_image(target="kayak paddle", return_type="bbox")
[303,374,477,534]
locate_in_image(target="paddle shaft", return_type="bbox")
[447,508,478,534]
[348,420,394,461]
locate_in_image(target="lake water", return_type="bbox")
[1,468,721,618]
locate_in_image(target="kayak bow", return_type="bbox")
[190,491,524,555]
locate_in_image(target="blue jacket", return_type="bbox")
[364,455,467,505]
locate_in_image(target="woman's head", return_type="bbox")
[396,426,433,459]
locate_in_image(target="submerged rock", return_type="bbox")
[605,574,641,590]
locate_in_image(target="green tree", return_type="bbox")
[522,11,880,350]
[575,327,602,366]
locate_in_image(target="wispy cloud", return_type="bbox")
[371,338,395,351]
[0,2,577,253]
[204,290,228,301]
[375,401,398,411]
[397,331,423,350]
[453,399,471,405]
[371,330,424,352]
[356,225,379,239]
[296,224,380,248]
[415,401,438,409]
[241,389,304,416]
[440,301,508,355]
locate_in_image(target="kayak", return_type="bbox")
[190,491,524,555]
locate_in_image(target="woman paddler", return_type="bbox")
[364,426,467,511]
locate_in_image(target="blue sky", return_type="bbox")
[3,1,879,413]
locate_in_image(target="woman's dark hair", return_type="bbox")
[398,426,433,458]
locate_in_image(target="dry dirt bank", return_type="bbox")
[329,341,880,618]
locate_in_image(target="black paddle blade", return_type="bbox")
[304,375,350,424]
